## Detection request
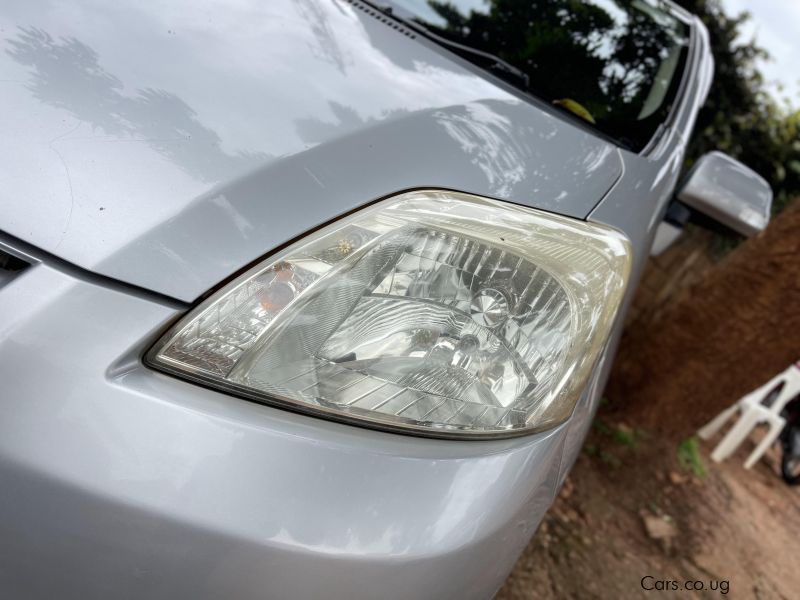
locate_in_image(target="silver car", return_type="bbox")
[0,1,771,598]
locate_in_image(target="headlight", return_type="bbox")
[146,190,631,438]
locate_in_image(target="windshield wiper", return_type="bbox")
[367,2,531,91]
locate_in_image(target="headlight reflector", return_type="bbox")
[147,190,631,438]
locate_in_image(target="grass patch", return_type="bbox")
[593,419,640,448]
[611,426,637,448]
[677,436,707,478]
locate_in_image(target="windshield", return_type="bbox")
[387,0,690,151]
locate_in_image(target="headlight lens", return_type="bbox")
[147,190,631,438]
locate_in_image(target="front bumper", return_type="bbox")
[0,260,592,599]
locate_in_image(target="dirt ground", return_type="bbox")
[605,201,800,441]
[496,206,800,598]
[497,413,800,599]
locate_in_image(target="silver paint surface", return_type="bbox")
[0,1,716,598]
[1,263,566,599]
[1,0,621,302]
[677,150,772,236]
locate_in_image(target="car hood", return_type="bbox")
[0,0,622,302]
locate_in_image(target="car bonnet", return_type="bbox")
[0,0,622,302]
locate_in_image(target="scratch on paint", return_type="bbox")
[304,166,325,189]
[49,121,82,248]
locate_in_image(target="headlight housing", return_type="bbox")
[146,190,631,438]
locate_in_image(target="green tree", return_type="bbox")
[674,0,800,212]
[424,0,688,150]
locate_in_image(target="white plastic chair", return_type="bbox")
[698,362,800,469]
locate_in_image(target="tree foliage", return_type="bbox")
[674,0,800,212]
[425,0,689,150]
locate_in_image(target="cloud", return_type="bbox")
[721,0,800,103]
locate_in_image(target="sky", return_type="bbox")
[721,0,800,106]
